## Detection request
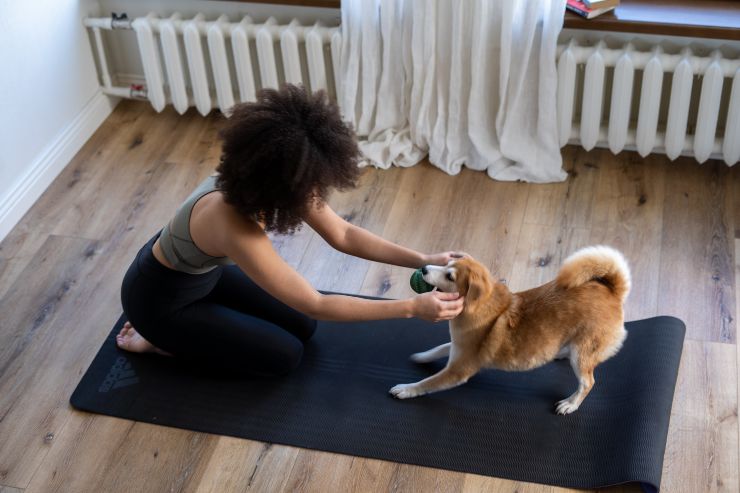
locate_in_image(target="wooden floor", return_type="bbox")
[1,100,738,492]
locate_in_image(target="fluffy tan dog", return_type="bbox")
[390,246,631,415]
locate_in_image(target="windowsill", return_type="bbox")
[221,1,739,41]
[215,0,341,9]
[564,0,740,40]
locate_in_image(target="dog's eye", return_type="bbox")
[445,272,454,281]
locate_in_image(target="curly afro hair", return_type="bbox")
[216,84,361,234]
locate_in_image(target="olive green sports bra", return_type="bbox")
[158,175,236,274]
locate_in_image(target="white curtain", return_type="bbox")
[339,0,568,183]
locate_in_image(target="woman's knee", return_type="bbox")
[268,337,305,375]
[296,316,317,342]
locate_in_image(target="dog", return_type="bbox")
[390,246,631,415]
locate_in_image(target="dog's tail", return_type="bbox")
[555,246,631,302]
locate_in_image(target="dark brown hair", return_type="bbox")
[216,84,361,234]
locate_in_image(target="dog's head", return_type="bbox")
[423,257,512,319]
[421,257,495,304]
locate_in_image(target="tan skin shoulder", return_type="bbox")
[152,189,239,268]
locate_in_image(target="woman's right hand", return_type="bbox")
[412,291,465,322]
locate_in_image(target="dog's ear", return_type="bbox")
[465,270,491,303]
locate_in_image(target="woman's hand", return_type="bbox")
[422,251,468,267]
[412,291,465,322]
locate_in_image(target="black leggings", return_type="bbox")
[121,234,316,376]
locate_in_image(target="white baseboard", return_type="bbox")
[0,90,119,243]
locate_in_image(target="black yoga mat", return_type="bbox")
[71,309,685,492]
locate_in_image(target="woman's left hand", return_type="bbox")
[422,251,469,266]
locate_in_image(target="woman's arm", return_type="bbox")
[304,201,464,268]
[220,208,464,322]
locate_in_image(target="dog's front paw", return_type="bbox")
[389,383,422,399]
[555,398,580,415]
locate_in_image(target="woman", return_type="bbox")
[118,84,465,377]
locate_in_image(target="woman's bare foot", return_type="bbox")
[116,322,172,356]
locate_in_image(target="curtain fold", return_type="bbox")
[340,0,568,183]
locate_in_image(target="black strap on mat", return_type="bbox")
[71,306,684,492]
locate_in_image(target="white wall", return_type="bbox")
[0,0,118,242]
[0,1,339,242]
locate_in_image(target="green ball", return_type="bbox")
[410,269,434,293]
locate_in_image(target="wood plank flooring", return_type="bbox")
[0,100,738,492]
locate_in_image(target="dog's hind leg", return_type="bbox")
[555,349,596,415]
[410,342,451,363]
[600,325,627,362]
[390,362,476,399]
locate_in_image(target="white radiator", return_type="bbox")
[84,13,341,117]
[558,40,740,164]
[84,14,740,165]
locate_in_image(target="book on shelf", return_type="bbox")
[584,0,620,9]
[566,0,618,19]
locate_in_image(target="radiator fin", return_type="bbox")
[581,42,606,151]
[607,47,634,155]
[183,14,212,116]
[232,18,258,103]
[694,54,724,163]
[724,69,740,165]
[664,51,693,160]
[635,50,663,157]
[132,14,166,112]
[160,14,189,115]
[207,15,235,114]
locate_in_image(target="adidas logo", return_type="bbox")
[98,356,140,392]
